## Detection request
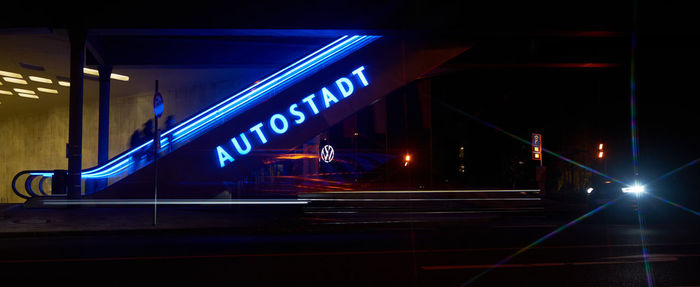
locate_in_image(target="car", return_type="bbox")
[586,179,643,223]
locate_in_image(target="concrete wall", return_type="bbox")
[0,68,272,203]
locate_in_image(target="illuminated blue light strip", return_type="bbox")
[171,36,373,143]
[80,35,379,179]
[172,36,374,138]
[84,36,372,178]
[170,36,356,140]
[30,172,54,177]
[82,141,150,178]
[82,37,355,178]
[174,40,372,146]
[82,159,133,179]
[81,134,155,177]
[166,36,350,136]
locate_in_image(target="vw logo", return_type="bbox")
[320,145,334,163]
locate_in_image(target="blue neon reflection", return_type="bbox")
[29,172,53,177]
[78,35,380,180]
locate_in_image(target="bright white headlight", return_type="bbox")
[622,184,645,194]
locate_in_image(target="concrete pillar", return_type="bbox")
[92,65,112,192]
[67,29,86,200]
[98,65,112,165]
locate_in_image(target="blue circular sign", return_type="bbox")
[153,92,163,118]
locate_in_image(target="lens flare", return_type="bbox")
[630,22,640,179]
[648,193,700,217]
[648,157,700,186]
[636,197,655,287]
[460,197,620,286]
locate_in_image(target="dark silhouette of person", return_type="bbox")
[165,115,175,130]
[129,130,142,149]
[142,119,154,142]
[140,119,155,161]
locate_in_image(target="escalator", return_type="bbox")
[13,34,468,201]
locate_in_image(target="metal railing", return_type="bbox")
[12,170,65,199]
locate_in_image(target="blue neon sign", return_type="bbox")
[75,35,380,181]
[215,66,370,168]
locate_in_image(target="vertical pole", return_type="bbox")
[67,28,86,200]
[630,0,640,180]
[97,65,112,190]
[153,80,159,226]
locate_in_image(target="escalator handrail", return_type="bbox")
[12,170,48,199]
[80,35,379,179]
[11,35,382,199]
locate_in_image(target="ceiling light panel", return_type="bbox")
[18,93,39,99]
[110,73,129,81]
[28,76,53,84]
[37,87,58,94]
[13,88,35,94]
[0,70,23,78]
[3,77,28,84]
[83,68,99,76]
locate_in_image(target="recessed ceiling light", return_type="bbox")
[110,73,129,81]
[3,77,28,85]
[29,76,53,84]
[18,93,39,99]
[83,67,99,76]
[13,88,35,94]
[37,87,58,94]
[0,70,23,78]
[80,68,130,82]
[58,81,70,87]
[0,90,12,95]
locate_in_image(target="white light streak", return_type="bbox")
[301,198,541,202]
[316,189,540,194]
[41,199,309,205]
